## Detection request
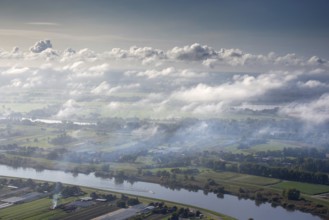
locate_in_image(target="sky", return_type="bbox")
[0,0,329,123]
[0,0,329,57]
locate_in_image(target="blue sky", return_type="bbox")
[0,0,328,57]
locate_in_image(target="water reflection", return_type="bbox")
[0,164,321,220]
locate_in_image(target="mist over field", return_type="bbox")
[0,39,328,154]
[1,1,329,219]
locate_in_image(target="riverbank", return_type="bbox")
[0,175,233,220]
[0,164,323,220]
[90,165,329,219]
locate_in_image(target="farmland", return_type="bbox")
[0,177,230,220]
[272,181,329,195]
[1,106,329,218]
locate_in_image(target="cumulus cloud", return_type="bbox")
[77,48,97,59]
[69,83,86,96]
[63,61,84,72]
[308,56,326,65]
[8,78,22,88]
[1,40,329,122]
[108,46,166,61]
[2,66,29,75]
[11,47,20,54]
[55,99,80,119]
[2,67,69,90]
[91,81,110,95]
[107,101,122,110]
[280,94,329,123]
[170,71,294,104]
[0,40,327,71]
[181,102,225,115]
[30,40,53,53]
[125,67,207,79]
[168,43,218,61]
[88,63,109,73]
[91,81,140,96]
[21,75,43,88]
[298,80,327,88]
[126,67,175,79]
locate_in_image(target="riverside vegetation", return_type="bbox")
[0,177,230,220]
[1,117,329,218]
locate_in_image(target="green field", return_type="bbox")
[0,184,232,220]
[0,197,69,220]
[197,170,240,182]
[272,181,329,195]
[231,174,281,186]
[223,139,308,154]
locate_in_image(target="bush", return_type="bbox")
[286,188,300,200]
[116,200,126,208]
[127,198,140,206]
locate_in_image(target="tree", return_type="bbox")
[47,151,59,160]
[61,186,83,197]
[90,192,98,200]
[116,200,126,208]
[101,164,110,172]
[170,212,179,220]
[127,198,140,206]
[285,188,300,200]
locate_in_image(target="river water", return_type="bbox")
[0,164,321,220]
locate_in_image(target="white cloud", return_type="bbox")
[63,61,84,72]
[308,56,326,65]
[11,47,20,54]
[0,40,329,121]
[298,80,327,88]
[88,63,109,72]
[55,99,80,119]
[126,67,207,79]
[105,46,166,66]
[170,71,294,104]
[2,66,29,75]
[91,81,140,95]
[0,41,327,72]
[181,102,225,115]
[280,93,329,123]
[77,48,97,59]
[9,78,22,88]
[22,75,43,88]
[135,67,175,78]
[310,68,326,74]
[108,46,166,60]
[107,101,122,110]
[30,40,53,53]
[202,58,217,68]
[91,81,110,95]
[168,43,217,61]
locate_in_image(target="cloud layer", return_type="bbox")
[1,40,329,123]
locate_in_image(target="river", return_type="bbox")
[0,164,321,220]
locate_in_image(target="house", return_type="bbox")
[139,205,155,214]
[80,197,92,201]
